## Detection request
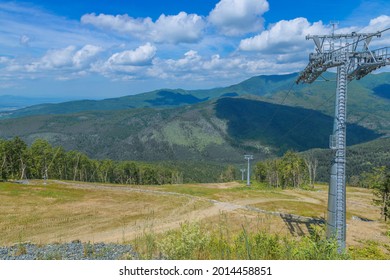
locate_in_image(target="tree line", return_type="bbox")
[254,151,316,189]
[253,150,389,221]
[0,137,183,185]
[1,136,388,219]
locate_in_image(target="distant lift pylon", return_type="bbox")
[296,29,390,252]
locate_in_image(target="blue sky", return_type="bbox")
[1,0,389,99]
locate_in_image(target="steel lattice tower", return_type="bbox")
[296,30,390,251]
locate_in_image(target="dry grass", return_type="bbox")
[0,180,388,251]
[0,181,210,245]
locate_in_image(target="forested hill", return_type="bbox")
[2,72,390,137]
[0,72,388,177]
[302,137,390,183]
[0,73,299,118]
[0,96,381,164]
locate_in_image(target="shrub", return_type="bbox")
[158,222,210,260]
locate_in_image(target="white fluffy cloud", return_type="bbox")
[82,12,205,44]
[39,46,76,69]
[73,45,103,67]
[24,45,103,72]
[81,13,152,36]
[2,1,390,96]
[152,12,205,43]
[147,49,303,85]
[359,15,390,46]
[365,15,390,31]
[108,43,156,66]
[81,1,270,42]
[208,0,269,36]
[239,18,329,52]
[90,43,157,79]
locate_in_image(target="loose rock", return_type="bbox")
[0,242,138,260]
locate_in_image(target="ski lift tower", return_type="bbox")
[240,168,246,181]
[296,30,390,251]
[244,155,253,186]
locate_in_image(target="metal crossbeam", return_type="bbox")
[348,47,390,80]
[296,30,389,252]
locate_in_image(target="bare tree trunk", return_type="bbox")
[58,167,63,180]
[383,193,388,222]
[20,163,27,180]
[44,165,48,180]
[304,158,313,186]
[1,155,7,179]
[104,170,108,183]
[304,155,318,188]
[89,168,96,182]
[312,158,318,186]
[1,155,6,169]
[73,154,80,181]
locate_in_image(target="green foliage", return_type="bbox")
[0,137,29,180]
[362,166,390,221]
[136,221,349,260]
[349,240,389,260]
[302,137,390,183]
[255,151,309,189]
[158,222,210,260]
[83,242,95,258]
[345,166,390,221]
[0,136,244,184]
[219,165,237,182]
[0,137,182,185]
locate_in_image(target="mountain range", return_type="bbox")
[0,72,389,165]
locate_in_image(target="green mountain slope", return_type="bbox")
[0,90,208,118]
[0,97,381,163]
[215,97,380,153]
[268,72,390,135]
[2,72,389,136]
[302,137,390,183]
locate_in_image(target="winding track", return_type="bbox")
[19,180,385,246]
[53,180,321,222]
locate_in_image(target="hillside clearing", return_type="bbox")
[0,180,388,252]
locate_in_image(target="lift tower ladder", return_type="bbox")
[296,31,390,251]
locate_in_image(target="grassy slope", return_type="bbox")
[0,180,388,259]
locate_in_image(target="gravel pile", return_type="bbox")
[0,241,138,260]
